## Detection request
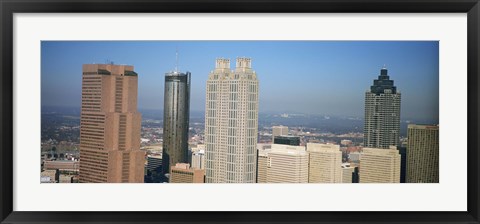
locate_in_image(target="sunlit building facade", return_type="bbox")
[307,143,342,183]
[204,58,259,183]
[360,147,401,183]
[79,64,144,183]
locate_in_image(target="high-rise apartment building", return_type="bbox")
[360,147,401,183]
[79,64,144,183]
[169,163,205,183]
[406,124,439,183]
[204,58,259,183]
[162,67,191,180]
[364,67,401,149]
[266,144,309,183]
[272,125,288,142]
[307,143,342,183]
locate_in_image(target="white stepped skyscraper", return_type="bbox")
[204,57,259,183]
[364,66,401,149]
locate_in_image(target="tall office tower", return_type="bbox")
[307,143,342,183]
[79,64,144,183]
[360,147,401,183]
[161,67,191,180]
[406,124,439,183]
[169,163,205,183]
[204,58,259,183]
[273,135,300,146]
[364,66,401,149]
[266,144,309,183]
[272,125,288,142]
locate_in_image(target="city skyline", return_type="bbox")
[41,41,439,121]
[40,63,441,184]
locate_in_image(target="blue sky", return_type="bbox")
[41,41,439,121]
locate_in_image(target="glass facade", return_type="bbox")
[161,71,191,180]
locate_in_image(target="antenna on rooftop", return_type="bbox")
[175,46,179,72]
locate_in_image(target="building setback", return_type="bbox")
[364,67,401,149]
[307,143,343,183]
[79,64,144,183]
[204,58,259,183]
[360,147,401,183]
[162,68,191,180]
[406,124,439,183]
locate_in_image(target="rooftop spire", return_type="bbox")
[175,47,179,73]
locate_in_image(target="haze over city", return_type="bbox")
[41,41,439,121]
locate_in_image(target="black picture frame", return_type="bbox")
[1,0,479,223]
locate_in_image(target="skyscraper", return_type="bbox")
[204,58,259,183]
[161,67,191,180]
[360,147,401,183]
[364,66,401,149]
[406,124,439,183]
[79,64,144,183]
[307,143,343,183]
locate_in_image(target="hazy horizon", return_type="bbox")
[41,41,439,121]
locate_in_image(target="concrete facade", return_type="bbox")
[307,143,342,183]
[204,58,259,183]
[170,163,205,183]
[406,124,439,183]
[360,147,401,183]
[266,144,308,183]
[272,126,288,142]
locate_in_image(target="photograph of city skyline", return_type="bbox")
[40,41,439,184]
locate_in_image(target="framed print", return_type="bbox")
[1,0,479,223]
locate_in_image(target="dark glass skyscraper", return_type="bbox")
[273,135,300,146]
[364,67,401,149]
[162,70,191,181]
